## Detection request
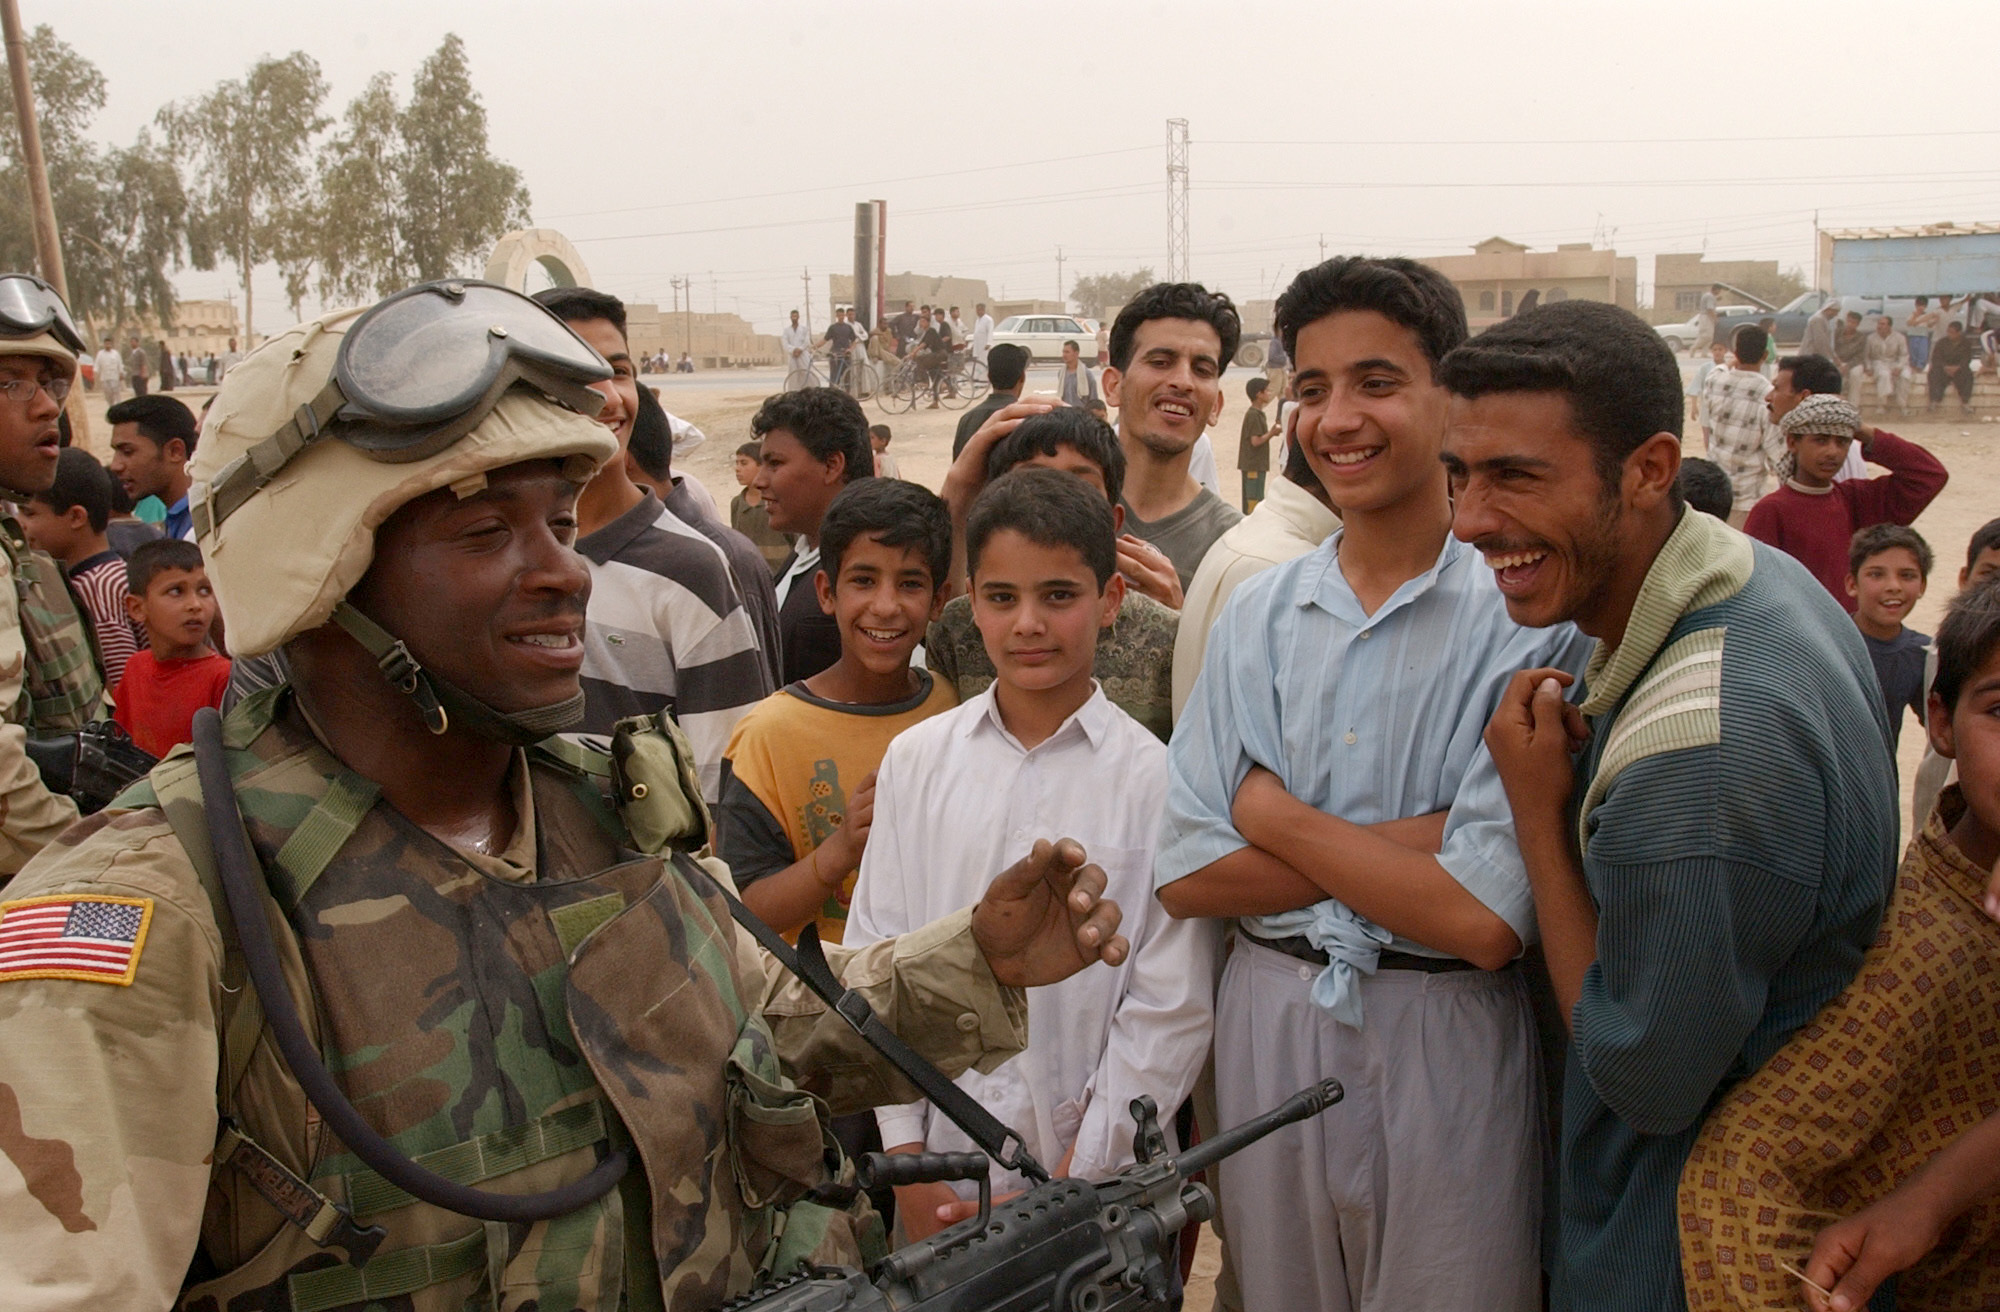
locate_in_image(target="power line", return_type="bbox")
[1200,129,2000,148]
[535,145,1154,222]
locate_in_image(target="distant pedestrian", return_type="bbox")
[1905,295,1940,369]
[1692,281,1719,354]
[217,336,241,379]
[1056,340,1098,406]
[126,336,149,397]
[1236,376,1274,513]
[1701,323,1780,521]
[891,300,919,355]
[1801,299,1840,361]
[1862,316,1911,414]
[1929,320,1978,413]
[1834,310,1868,399]
[1095,318,1110,366]
[971,302,993,366]
[781,309,812,380]
[93,339,123,406]
[156,344,174,392]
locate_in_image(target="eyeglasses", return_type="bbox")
[0,374,71,406]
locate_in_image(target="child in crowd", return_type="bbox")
[1689,337,1728,440]
[1682,577,2000,1312]
[869,424,902,480]
[19,448,142,687]
[113,538,230,758]
[729,439,793,575]
[929,406,1180,741]
[1675,455,1734,521]
[753,387,877,683]
[1848,523,1933,750]
[1912,517,2000,829]
[717,478,957,944]
[1702,324,1777,520]
[1743,394,1947,610]
[1237,376,1274,513]
[847,469,1213,1239]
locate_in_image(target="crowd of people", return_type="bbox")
[0,257,1994,1312]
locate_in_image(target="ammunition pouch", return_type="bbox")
[27,720,158,813]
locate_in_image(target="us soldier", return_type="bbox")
[0,273,106,877]
[0,283,1129,1309]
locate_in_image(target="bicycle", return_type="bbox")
[782,354,824,391]
[879,350,970,412]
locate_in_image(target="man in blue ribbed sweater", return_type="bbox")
[1437,300,1900,1312]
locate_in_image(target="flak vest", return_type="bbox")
[1,516,103,732]
[133,690,867,1312]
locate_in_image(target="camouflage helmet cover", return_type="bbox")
[186,306,617,657]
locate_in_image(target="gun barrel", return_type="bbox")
[1174,1078,1343,1180]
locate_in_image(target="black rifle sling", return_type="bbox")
[669,852,1050,1185]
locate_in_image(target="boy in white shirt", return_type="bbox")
[846,468,1215,1240]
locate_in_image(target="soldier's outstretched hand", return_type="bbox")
[971,838,1128,987]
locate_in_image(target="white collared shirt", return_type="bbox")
[847,685,1216,1195]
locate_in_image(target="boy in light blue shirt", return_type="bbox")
[1159,257,1589,1312]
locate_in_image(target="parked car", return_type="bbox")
[989,314,1097,362]
[1712,292,1935,351]
[1655,315,1707,352]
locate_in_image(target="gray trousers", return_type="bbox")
[1215,939,1543,1312]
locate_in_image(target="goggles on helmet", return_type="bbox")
[198,279,612,537]
[0,273,86,355]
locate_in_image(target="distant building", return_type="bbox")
[1816,221,2000,297]
[1652,253,1791,322]
[84,299,244,358]
[626,304,780,369]
[1421,237,1638,332]
[829,272,992,327]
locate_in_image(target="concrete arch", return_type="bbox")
[484,229,594,293]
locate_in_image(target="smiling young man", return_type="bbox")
[1157,257,1591,1312]
[533,287,768,801]
[1104,283,1244,591]
[1438,299,1898,1312]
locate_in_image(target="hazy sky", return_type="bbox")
[44,0,2000,337]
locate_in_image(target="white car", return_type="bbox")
[1655,315,1706,352]
[989,314,1098,362]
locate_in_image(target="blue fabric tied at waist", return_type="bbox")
[1255,903,1394,1027]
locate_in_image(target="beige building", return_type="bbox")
[86,299,245,360]
[626,304,780,369]
[829,272,993,325]
[1651,253,1791,322]
[1422,237,1637,331]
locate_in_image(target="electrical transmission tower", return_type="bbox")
[1166,118,1189,282]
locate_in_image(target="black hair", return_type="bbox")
[750,387,875,487]
[1931,575,2000,710]
[1108,282,1241,373]
[127,537,204,595]
[817,477,951,593]
[987,343,1029,391]
[1965,517,2000,572]
[1063,339,1081,354]
[1274,256,1468,375]
[735,441,761,460]
[104,394,198,458]
[103,460,135,515]
[1437,300,1684,501]
[1675,457,1733,520]
[627,382,672,481]
[1246,375,1270,401]
[1731,322,1767,365]
[986,406,1126,507]
[532,286,628,340]
[966,467,1117,589]
[1849,522,1932,579]
[1777,354,1843,396]
[34,448,113,533]
[868,424,891,444]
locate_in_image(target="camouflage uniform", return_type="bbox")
[0,685,1026,1309]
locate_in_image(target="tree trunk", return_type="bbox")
[240,197,254,348]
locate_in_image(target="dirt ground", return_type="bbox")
[66,365,1990,1312]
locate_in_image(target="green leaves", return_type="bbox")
[1069,269,1157,320]
[5,26,531,342]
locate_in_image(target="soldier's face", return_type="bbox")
[0,353,67,496]
[351,461,591,713]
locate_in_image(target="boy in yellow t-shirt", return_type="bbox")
[717,477,955,943]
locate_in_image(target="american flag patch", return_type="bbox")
[0,895,154,986]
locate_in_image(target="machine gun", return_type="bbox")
[721,1077,1343,1312]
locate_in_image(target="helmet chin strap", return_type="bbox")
[330,602,585,747]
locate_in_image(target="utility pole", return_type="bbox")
[709,270,716,314]
[1166,118,1190,282]
[2,0,89,444]
[801,267,813,337]
[1319,234,1327,263]
[1056,246,1066,307]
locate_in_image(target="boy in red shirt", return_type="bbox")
[113,538,231,757]
[1742,393,1948,611]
